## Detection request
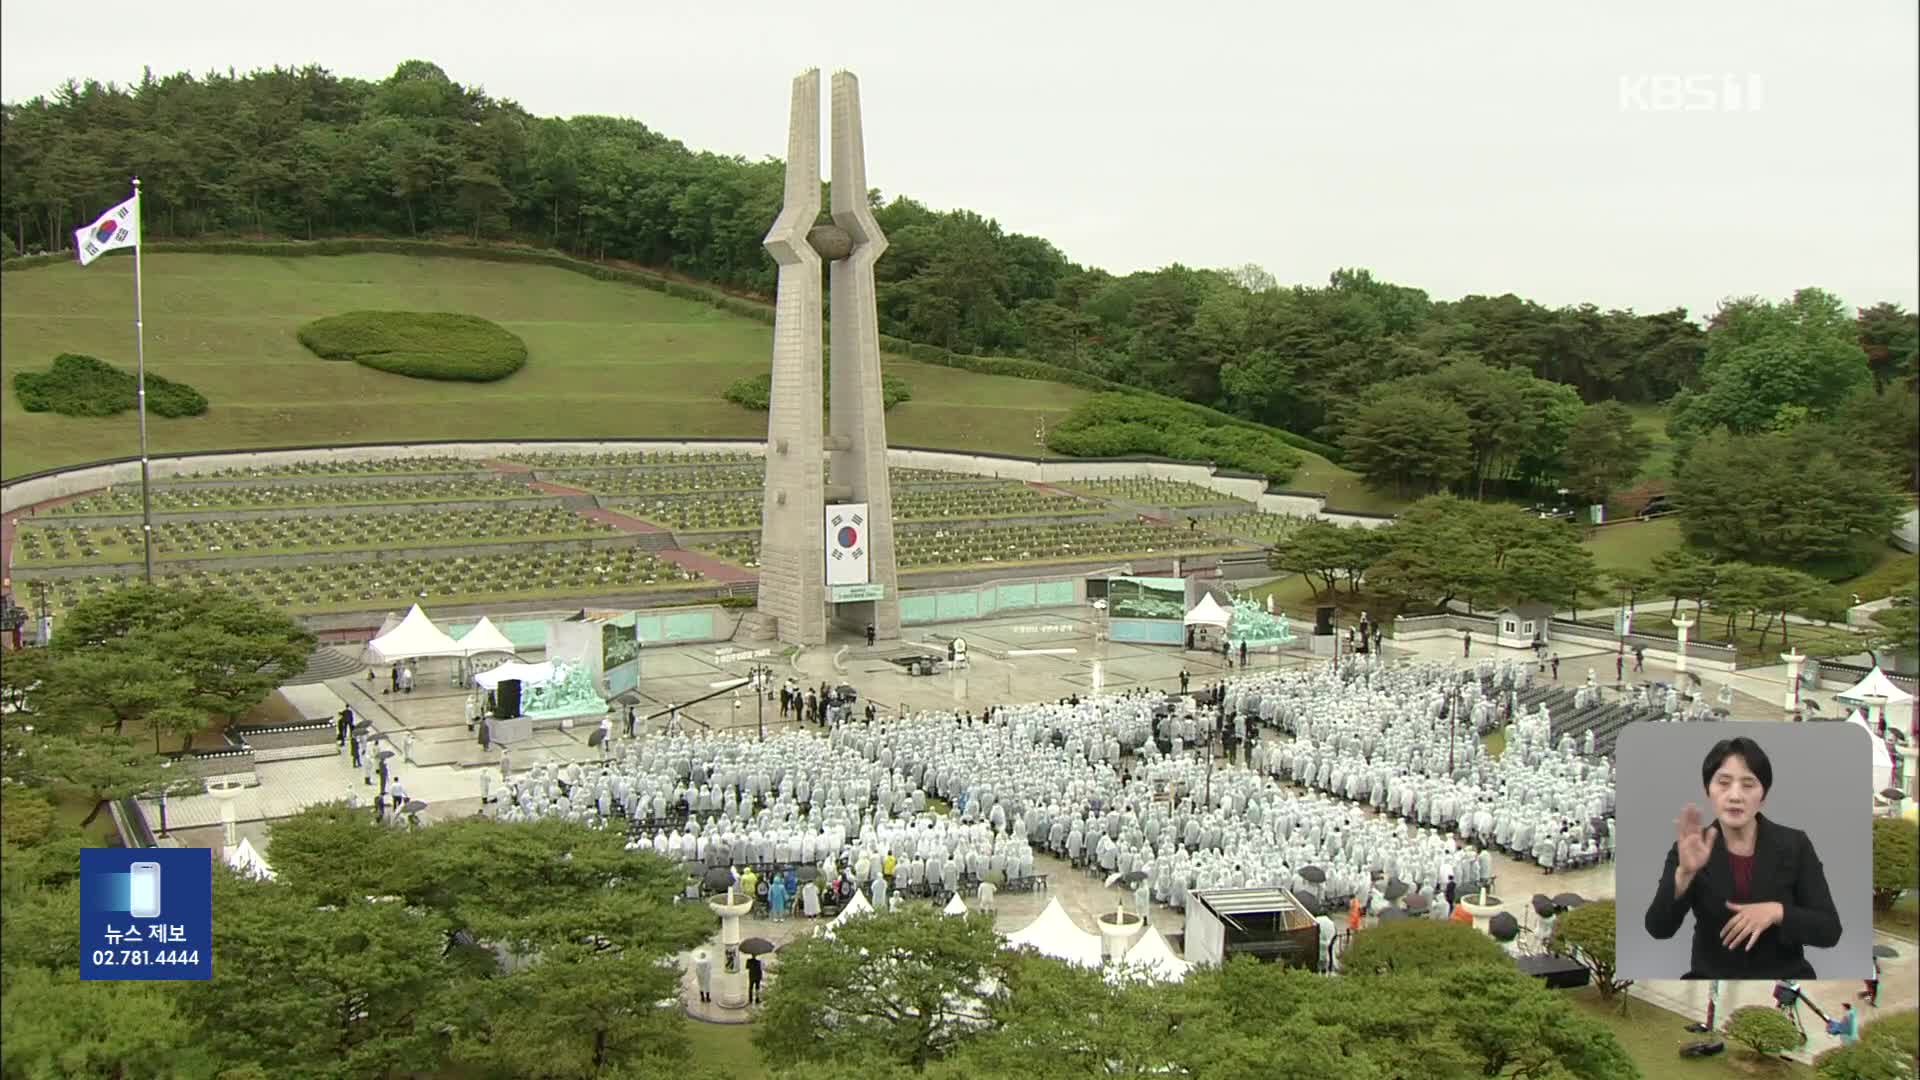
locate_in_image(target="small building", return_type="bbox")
[1182,887,1321,970]
[1491,601,1553,650]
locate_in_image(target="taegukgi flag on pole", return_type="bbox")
[73,194,138,267]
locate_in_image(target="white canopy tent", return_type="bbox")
[473,661,554,691]
[1184,593,1232,629]
[366,605,463,664]
[1004,897,1103,968]
[1836,666,1915,708]
[818,890,875,940]
[1846,709,1898,794]
[942,894,970,917]
[456,617,518,656]
[1116,925,1191,982]
[358,610,405,665]
[225,837,276,881]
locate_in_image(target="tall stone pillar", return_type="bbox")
[753,69,900,647]
[1780,648,1805,716]
[1673,614,1694,675]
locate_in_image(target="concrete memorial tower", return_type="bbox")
[751,69,900,647]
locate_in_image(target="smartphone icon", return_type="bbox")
[129,862,162,919]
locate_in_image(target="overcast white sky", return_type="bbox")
[5,0,1915,317]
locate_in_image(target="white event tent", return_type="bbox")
[818,890,875,940]
[1836,666,1915,710]
[1183,593,1231,629]
[473,661,555,691]
[1845,709,1898,794]
[1004,897,1103,968]
[1115,925,1191,982]
[456,616,518,656]
[225,837,276,881]
[942,894,970,917]
[366,605,463,664]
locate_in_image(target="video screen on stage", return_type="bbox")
[1107,576,1187,620]
[601,621,639,670]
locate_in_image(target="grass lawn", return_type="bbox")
[1583,516,1686,572]
[1567,987,1813,1078]
[1818,543,1918,609]
[1874,892,1918,942]
[682,1020,767,1077]
[1593,610,1867,666]
[1287,454,1409,515]
[0,253,1093,479]
[1622,403,1676,485]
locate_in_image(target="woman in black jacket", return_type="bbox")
[1644,736,1842,979]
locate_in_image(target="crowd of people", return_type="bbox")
[477,653,1621,932]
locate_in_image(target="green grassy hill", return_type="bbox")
[0,253,1102,479]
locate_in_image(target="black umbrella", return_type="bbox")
[1489,912,1520,941]
[1403,893,1431,913]
[403,799,428,815]
[1553,893,1588,909]
[1383,878,1409,901]
[702,868,736,891]
[1880,788,1907,802]
[1299,866,1327,884]
[1119,870,1149,886]
[1531,894,1557,918]
[1873,944,1900,959]
[377,748,398,762]
[1802,698,1823,714]
[739,937,776,956]
[1377,908,1408,922]
[795,865,820,882]
[588,727,607,747]
[1294,889,1322,915]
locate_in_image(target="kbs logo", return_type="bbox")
[1618,74,1764,113]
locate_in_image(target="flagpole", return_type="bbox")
[131,177,153,583]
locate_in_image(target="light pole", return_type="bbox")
[750,665,772,741]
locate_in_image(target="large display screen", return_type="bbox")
[1107,576,1187,620]
[602,621,639,670]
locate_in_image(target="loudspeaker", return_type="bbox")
[496,679,522,718]
[1315,606,1336,636]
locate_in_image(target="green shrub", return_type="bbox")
[1815,1009,1919,1079]
[1724,1005,1803,1057]
[722,369,911,412]
[297,311,527,381]
[1047,393,1304,483]
[12,353,209,418]
[1872,817,1918,911]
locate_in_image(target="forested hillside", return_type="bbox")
[4,60,1915,502]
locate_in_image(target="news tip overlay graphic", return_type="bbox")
[80,847,212,980]
[1612,723,1874,981]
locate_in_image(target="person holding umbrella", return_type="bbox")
[745,954,765,1004]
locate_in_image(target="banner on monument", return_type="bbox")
[825,503,870,586]
[832,583,885,603]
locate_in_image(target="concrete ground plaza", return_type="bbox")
[142,610,1916,1064]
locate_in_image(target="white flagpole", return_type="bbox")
[131,177,153,583]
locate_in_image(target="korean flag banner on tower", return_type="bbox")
[73,194,139,267]
[825,503,871,586]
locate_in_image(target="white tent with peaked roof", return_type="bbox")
[1836,666,1914,707]
[818,890,874,940]
[225,837,276,881]
[456,616,518,656]
[1846,709,1898,794]
[359,610,405,664]
[1184,593,1232,628]
[1004,897,1103,968]
[943,894,969,917]
[367,604,463,663]
[1115,925,1191,982]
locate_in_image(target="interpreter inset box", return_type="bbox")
[1613,723,1872,981]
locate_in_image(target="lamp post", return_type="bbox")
[749,664,772,741]
[157,759,172,837]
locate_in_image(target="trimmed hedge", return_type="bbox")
[12,353,209,418]
[297,310,528,382]
[722,369,912,412]
[1047,393,1303,483]
[3,238,1339,458]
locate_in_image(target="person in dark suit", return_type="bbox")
[1644,736,1842,979]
